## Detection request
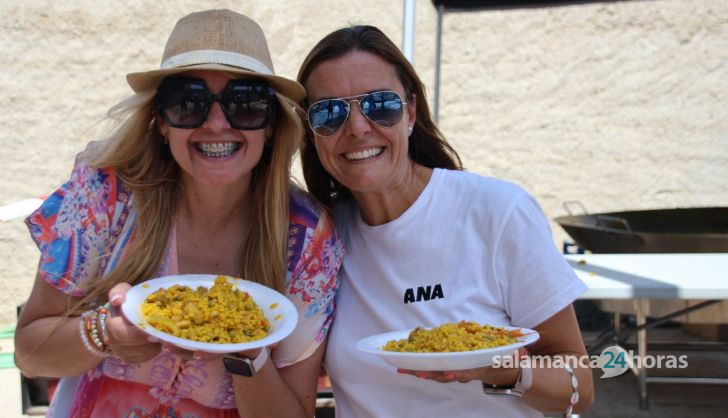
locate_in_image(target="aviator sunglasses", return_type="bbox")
[307,91,407,137]
[156,77,276,130]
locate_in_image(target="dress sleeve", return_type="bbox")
[25,150,119,297]
[273,205,343,367]
[493,192,587,329]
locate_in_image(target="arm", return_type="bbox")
[15,268,103,377]
[479,305,594,414]
[231,339,327,418]
[228,193,340,417]
[522,305,594,413]
[400,306,594,414]
[15,272,162,378]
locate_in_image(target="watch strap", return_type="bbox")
[482,366,524,397]
[250,347,269,372]
[482,347,531,397]
[223,347,269,377]
[515,362,532,393]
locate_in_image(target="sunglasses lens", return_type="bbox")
[157,78,275,130]
[307,91,405,137]
[308,99,349,136]
[360,92,403,127]
[158,79,210,128]
[224,81,275,130]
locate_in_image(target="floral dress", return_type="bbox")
[25,151,343,418]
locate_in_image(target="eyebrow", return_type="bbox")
[311,89,397,102]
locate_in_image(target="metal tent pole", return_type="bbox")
[402,0,416,63]
[434,3,444,122]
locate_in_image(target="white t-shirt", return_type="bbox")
[325,168,587,418]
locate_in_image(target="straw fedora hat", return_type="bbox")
[126,9,305,102]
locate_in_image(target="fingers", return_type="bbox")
[160,344,271,362]
[105,314,146,344]
[114,343,162,364]
[103,287,162,363]
[397,366,494,384]
[159,345,221,362]
[236,347,263,359]
[108,283,132,307]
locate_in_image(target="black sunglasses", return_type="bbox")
[156,77,276,130]
[307,91,407,137]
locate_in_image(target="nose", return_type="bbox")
[343,100,371,138]
[201,101,231,132]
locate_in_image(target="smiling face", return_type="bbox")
[157,70,270,190]
[304,50,416,197]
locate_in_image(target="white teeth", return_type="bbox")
[344,147,384,161]
[196,142,240,158]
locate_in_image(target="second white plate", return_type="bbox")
[356,326,539,371]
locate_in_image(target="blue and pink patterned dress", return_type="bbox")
[26,150,343,418]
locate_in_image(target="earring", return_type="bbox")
[408,126,413,136]
[163,136,169,145]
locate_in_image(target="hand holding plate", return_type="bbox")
[397,362,520,385]
[105,283,162,364]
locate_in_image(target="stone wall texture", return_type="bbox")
[1,0,727,325]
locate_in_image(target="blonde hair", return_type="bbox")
[72,82,301,312]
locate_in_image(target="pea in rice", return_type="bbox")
[141,275,270,344]
[382,321,523,353]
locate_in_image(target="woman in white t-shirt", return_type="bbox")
[296,25,594,418]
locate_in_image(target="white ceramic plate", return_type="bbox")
[121,274,298,354]
[356,326,539,371]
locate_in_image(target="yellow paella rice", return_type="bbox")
[141,275,270,344]
[382,321,524,353]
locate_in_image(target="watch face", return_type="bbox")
[223,355,254,377]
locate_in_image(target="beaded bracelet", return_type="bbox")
[96,306,111,348]
[79,307,112,357]
[562,364,579,418]
[90,306,113,355]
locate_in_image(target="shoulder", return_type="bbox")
[289,186,330,228]
[24,141,129,294]
[434,168,531,212]
[286,186,343,279]
[287,186,340,261]
[70,141,124,195]
[28,142,124,227]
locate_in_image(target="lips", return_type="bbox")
[196,142,241,158]
[344,147,384,161]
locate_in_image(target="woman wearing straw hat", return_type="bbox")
[14,9,342,418]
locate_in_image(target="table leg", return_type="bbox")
[634,299,649,409]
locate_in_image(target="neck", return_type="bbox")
[353,163,433,226]
[178,176,252,233]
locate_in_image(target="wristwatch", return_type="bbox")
[223,347,269,377]
[482,362,533,397]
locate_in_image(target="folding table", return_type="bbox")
[565,253,728,408]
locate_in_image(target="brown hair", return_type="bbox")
[297,25,462,206]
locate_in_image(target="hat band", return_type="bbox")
[161,49,273,75]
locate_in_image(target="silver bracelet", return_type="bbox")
[563,364,579,418]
